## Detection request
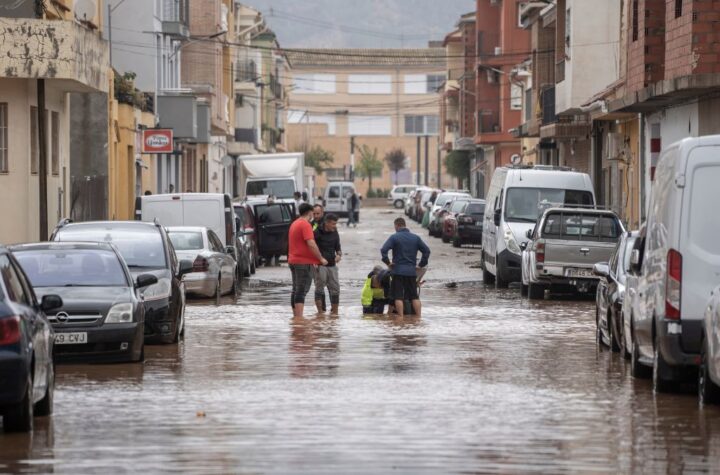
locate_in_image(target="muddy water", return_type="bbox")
[2,209,720,473]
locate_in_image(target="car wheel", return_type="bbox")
[630,324,650,378]
[243,259,251,277]
[215,276,222,301]
[608,311,620,352]
[4,373,33,433]
[653,338,676,393]
[35,363,54,417]
[520,284,528,297]
[442,233,450,243]
[618,313,630,360]
[452,237,461,248]
[528,283,545,300]
[394,199,404,209]
[699,339,720,405]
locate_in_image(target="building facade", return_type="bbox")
[286,48,449,196]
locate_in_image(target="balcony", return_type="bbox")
[235,60,257,83]
[161,0,189,38]
[0,18,108,93]
[541,86,557,125]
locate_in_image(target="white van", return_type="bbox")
[482,166,595,288]
[628,136,720,392]
[323,181,356,217]
[135,193,244,272]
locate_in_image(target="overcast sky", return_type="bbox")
[244,0,475,48]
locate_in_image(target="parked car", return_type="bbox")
[135,193,250,278]
[233,202,260,271]
[629,136,720,393]
[51,220,192,344]
[405,188,428,218]
[483,165,596,288]
[323,181,356,217]
[240,199,296,264]
[0,247,62,432]
[387,184,417,209]
[167,226,237,299]
[520,208,624,299]
[593,231,639,355]
[446,199,486,248]
[11,242,155,363]
[413,189,437,223]
[428,200,455,237]
[699,285,720,404]
[439,198,472,242]
[428,192,472,236]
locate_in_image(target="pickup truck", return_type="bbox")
[520,208,625,299]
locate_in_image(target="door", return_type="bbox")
[326,184,342,212]
[254,204,292,257]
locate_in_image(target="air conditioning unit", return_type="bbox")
[605,133,623,160]
[494,46,502,56]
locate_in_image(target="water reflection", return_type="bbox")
[289,314,340,378]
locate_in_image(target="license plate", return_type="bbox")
[55,332,87,345]
[566,268,595,278]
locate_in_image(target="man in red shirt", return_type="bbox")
[289,203,328,317]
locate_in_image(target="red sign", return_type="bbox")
[142,129,173,154]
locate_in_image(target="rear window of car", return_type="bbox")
[542,212,621,242]
[168,231,204,251]
[466,203,485,215]
[450,200,468,213]
[15,249,128,287]
[55,225,167,268]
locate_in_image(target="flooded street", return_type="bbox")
[3,208,720,474]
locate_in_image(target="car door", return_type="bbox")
[1,255,48,403]
[254,204,292,257]
[326,184,342,213]
[209,230,234,291]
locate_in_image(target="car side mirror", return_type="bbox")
[593,262,610,278]
[629,249,641,274]
[493,209,501,227]
[136,273,158,289]
[178,259,193,277]
[526,229,533,239]
[225,245,236,256]
[40,294,63,312]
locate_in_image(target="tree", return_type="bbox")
[304,145,335,174]
[384,148,406,185]
[355,144,384,192]
[444,150,471,188]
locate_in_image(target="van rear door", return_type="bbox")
[681,146,720,327]
[326,184,342,212]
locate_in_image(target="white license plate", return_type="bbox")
[566,268,595,278]
[55,332,87,345]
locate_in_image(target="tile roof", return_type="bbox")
[285,48,446,68]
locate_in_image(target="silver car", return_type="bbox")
[166,226,237,298]
[700,284,720,404]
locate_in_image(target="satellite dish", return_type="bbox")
[510,154,522,166]
[74,0,97,22]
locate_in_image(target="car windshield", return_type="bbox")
[168,231,205,251]
[466,203,485,215]
[15,249,128,287]
[55,226,166,268]
[505,188,594,223]
[450,200,468,213]
[542,212,621,242]
[246,180,295,199]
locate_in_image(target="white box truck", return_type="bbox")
[238,153,305,202]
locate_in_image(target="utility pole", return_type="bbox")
[437,143,441,188]
[416,136,421,185]
[37,79,48,240]
[107,0,128,67]
[424,135,429,186]
[350,136,355,181]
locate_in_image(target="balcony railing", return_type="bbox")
[477,110,501,134]
[541,86,556,125]
[235,60,257,83]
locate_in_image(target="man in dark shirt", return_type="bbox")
[380,217,431,317]
[314,213,342,314]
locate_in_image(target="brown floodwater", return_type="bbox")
[2,283,720,474]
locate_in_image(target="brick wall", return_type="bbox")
[627,0,666,93]
[665,0,720,78]
[461,20,476,138]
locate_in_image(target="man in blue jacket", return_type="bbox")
[380,217,431,317]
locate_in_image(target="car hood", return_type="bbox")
[506,221,535,245]
[35,286,134,316]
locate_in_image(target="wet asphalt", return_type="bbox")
[2,208,720,474]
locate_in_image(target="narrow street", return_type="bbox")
[0,208,718,474]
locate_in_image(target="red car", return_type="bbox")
[440,199,472,243]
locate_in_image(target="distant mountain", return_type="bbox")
[244,0,474,48]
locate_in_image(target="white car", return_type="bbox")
[699,285,720,404]
[387,184,417,209]
[167,226,237,299]
[629,135,720,393]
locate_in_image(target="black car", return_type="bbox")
[11,242,158,363]
[237,200,296,265]
[0,247,63,432]
[51,221,192,344]
[594,231,638,355]
[453,199,486,247]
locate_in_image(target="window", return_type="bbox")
[168,231,205,251]
[542,212,621,242]
[404,115,439,135]
[510,84,522,110]
[292,73,336,94]
[325,170,344,182]
[287,111,337,135]
[348,74,392,94]
[51,111,59,175]
[632,0,639,41]
[675,0,682,18]
[348,115,392,136]
[54,226,167,268]
[0,103,7,173]
[404,74,446,94]
[0,255,30,306]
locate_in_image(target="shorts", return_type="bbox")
[314,266,340,304]
[390,275,419,301]
[290,264,314,306]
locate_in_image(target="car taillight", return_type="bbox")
[535,239,546,263]
[193,256,209,273]
[665,249,682,320]
[0,316,21,346]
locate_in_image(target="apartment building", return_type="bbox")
[286,48,449,196]
[0,0,109,242]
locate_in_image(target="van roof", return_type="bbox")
[142,193,229,201]
[503,168,592,190]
